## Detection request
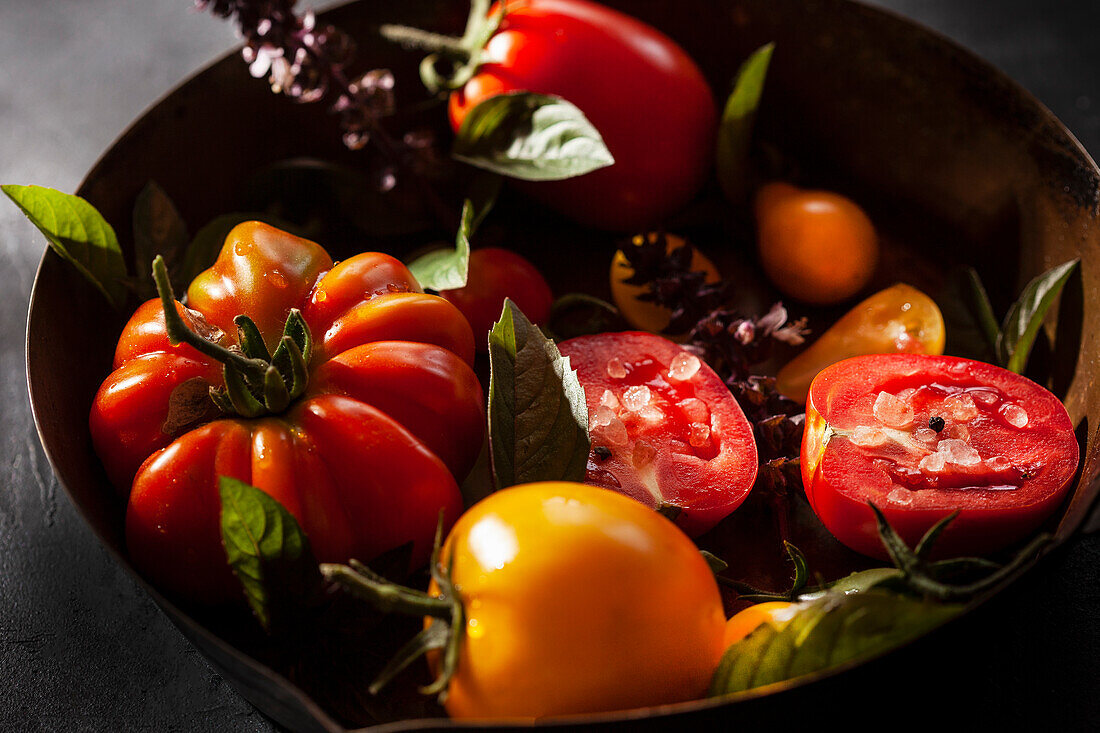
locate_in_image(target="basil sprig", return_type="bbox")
[487,299,590,490]
[940,260,1079,374]
[407,199,475,292]
[453,91,615,181]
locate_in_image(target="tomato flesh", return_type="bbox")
[802,354,1079,558]
[558,332,758,536]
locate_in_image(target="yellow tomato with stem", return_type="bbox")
[776,283,945,403]
[610,232,720,334]
[427,481,726,719]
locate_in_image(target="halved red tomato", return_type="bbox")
[558,332,758,536]
[802,354,1079,558]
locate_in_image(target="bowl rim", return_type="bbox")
[23,0,1100,729]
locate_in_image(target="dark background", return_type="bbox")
[1,0,1097,730]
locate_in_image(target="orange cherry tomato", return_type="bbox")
[609,233,721,334]
[776,283,945,403]
[755,182,879,305]
[427,482,726,719]
[723,602,796,648]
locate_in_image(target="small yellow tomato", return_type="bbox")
[755,182,879,305]
[610,233,720,334]
[428,481,726,720]
[776,283,945,403]
[722,602,796,648]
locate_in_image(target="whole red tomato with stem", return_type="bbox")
[558,331,758,536]
[89,222,485,604]
[802,353,1079,559]
[440,247,552,347]
[387,0,717,231]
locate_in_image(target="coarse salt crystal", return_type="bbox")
[667,352,702,382]
[944,423,970,442]
[943,393,979,421]
[639,405,664,422]
[599,389,620,410]
[919,452,947,473]
[913,428,939,445]
[593,416,628,446]
[887,487,914,506]
[984,455,1011,471]
[678,397,709,424]
[1002,403,1028,428]
[896,388,917,402]
[936,438,981,466]
[873,391,914,428]
[632,439,657,468]
[622,385,652,412]
[688,422,711,448]
[851,426,888,447]
[593,405,614,428]
[606,358,627,379]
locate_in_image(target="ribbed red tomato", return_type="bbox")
[90,222,485,604]
[449,0,717,231]
[558,332,758,536]
[802,354,1079,558]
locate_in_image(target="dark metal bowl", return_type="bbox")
[25,0,1100,730]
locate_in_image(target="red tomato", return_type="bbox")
[802,354,1079,558]
[90,222,484,604]
[558,332,758,536]
[439,247,553,348]
[449,0,717,231]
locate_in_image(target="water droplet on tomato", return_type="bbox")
[268,269,288,288]
[234,241,252,256]
[315,289,328,303]
[1002,403,1029,428]
[887,488,914,505]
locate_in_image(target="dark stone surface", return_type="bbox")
[0,0,1096,730]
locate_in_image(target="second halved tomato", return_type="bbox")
[558,332,758,536]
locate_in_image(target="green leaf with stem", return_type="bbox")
[2,184,128,309]
[715,541,810,601]
[132,180,189,298]
[219,476,322,634]
[407,199,474,291]
[453,92,615,181]
[716,42,775,203]
[487,299,591,490]
[998,259,1079,373]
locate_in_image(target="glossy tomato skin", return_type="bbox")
[449,0,717,231]
[428,482,726,719]
[802,354,1079,559]
[439,247,553,347]
[91,222,482,604]
[558,332,758,536]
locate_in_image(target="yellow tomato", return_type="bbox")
[427,481,726,719]
[755,182,879,305]
[610,233,720,333]
[722,602,796,648]
[776,283,945,403]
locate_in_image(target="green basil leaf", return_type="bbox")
[132,180,189,297]
[407,200,474,291]
[716,43,774,203]
[709,590,961,696]
[998,259,1079,374]
[937,266,999,363]
[488,299,590,489]
[453,92,614,181]
[2,184,127,308]
[219,475,322,634]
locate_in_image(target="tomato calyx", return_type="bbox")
[378,0,506,95]
[322,519,464,702]
[152,254,313,417]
